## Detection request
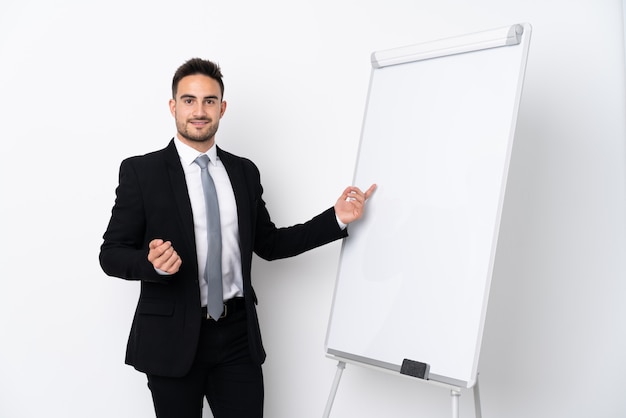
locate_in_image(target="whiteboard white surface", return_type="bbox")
[325,24,531,388]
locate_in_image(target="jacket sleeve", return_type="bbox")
[251,181,349,261]
[99,158,169,283]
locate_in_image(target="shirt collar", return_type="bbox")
[173,136,219,167]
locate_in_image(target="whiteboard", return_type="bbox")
[325,24,532,388]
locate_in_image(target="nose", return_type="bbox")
[192,102,207,117]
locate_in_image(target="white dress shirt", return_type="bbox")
[174,137,244,306]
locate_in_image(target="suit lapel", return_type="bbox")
[218,147,253,263]
[164,140,197,253]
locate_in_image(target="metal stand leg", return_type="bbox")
[451,389,461,418]
[473,375,482,418]
[322,361,346,418]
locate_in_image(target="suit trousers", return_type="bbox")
[146,307,264,418]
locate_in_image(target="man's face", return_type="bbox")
[169,74,227,151]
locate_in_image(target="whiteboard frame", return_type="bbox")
[325,23,532,389]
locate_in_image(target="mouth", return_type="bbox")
[189,119,210,127]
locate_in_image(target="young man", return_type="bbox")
[99,58,375,418]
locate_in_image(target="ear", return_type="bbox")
[220,100,227,118]
[169,98,176,117]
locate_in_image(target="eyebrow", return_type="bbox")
[179,94,220,100]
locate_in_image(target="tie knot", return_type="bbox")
[194,154,210,169]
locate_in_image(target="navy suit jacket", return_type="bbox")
[99,139,347,377]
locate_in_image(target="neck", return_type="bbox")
[177,133,215,153]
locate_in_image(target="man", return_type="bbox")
[99,58,375,418]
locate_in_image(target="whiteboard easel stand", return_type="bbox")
[323,22,531,418]
[322,356,482,418]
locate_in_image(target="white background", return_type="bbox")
[0,1,625,417]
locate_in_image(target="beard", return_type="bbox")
[176,117,219,144]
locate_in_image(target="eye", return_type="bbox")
[184,98,194,105]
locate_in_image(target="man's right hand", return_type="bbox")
[148,239,182,274]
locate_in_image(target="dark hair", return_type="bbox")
[171,58,225,99]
